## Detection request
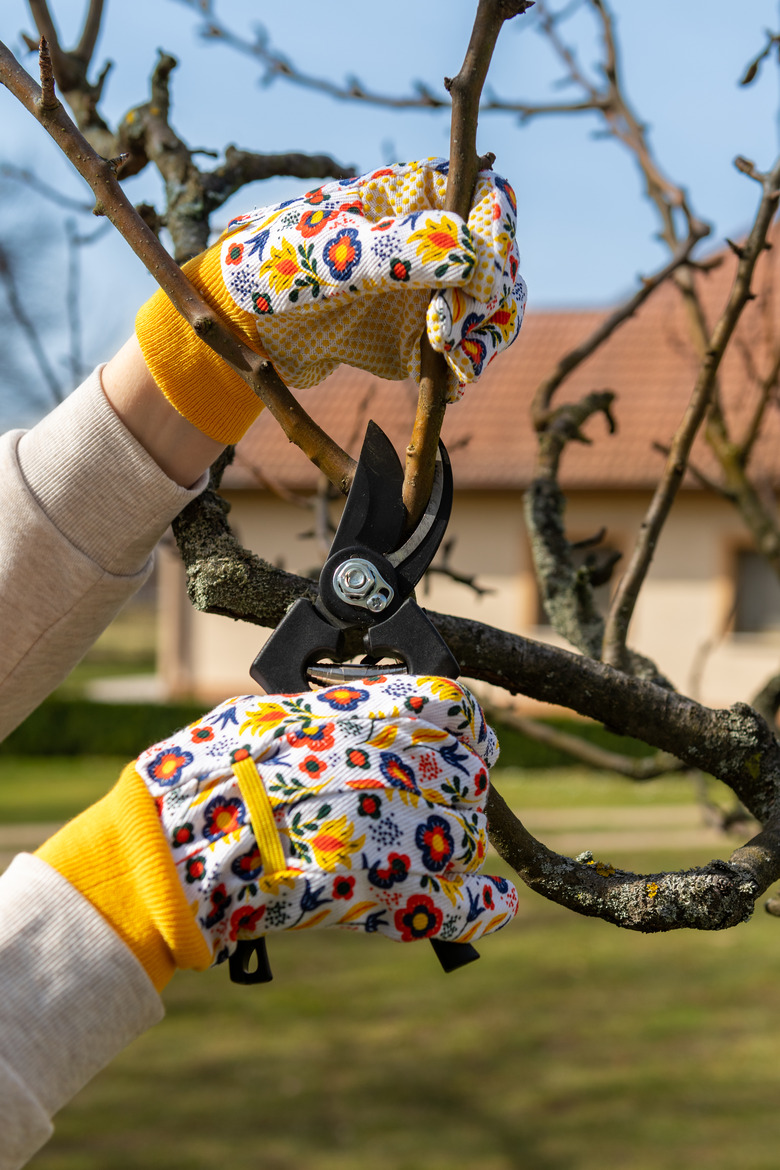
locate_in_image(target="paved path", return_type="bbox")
[0,805,747,872]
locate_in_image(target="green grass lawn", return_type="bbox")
[4,758,779,1170]
[24,847,780,1170]
[0,756,735,824]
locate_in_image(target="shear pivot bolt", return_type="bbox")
[333,557,394,613]
[342,566,371,594]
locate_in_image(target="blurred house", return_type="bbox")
[158,234,780,713]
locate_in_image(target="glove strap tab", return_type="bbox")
[231,756,287,876]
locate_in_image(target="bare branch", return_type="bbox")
[403,0,535,528]
[493,710,683,778]
[532,226,707,424]
[487,783,780,933]
[0,161,93,211]
[0,38,356,491]
[0,239,62,405]
[74,0,105,66]
[602,156,780,670]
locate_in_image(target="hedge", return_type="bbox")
[2,697,654,768]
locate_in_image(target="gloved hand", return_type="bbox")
[136,158,527,444]
[38,676,517,989]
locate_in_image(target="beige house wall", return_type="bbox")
[158,487,780,715]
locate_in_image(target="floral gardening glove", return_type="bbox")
[135,157,527,444]
[138,675,518,967]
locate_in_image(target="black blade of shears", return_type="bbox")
[234,420,478,982]
[334,421,478,974]
[328,419,406,561]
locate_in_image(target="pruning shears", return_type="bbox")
[229,421,479,984]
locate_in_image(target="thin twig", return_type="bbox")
[494,710,683,778]
[531,226,708,425]
[0,239,62,404]
[0,38,356,491]
[602,156,780,669]
[403,0,535,528]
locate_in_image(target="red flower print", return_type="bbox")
[172,822,195,848]
[225,242,244,265]
[389,258,411,282]
[368,852,410,890]
[299,754,327,778]
[332,875,355,899]
[203,794,246,841]
[230,747,251,763]
[231,846,263,881]
[483,886,495,910]
[321,686,369,711]
[298,207,340,237]
[304,186,329,205]
[229,903,265,940]
[185,855,206,884]
[340,199,363,217]
[323,229,362,281]
[191,725,214,743]
[473,768,488,796]
[395,894,443,941]
[252,291,274,314]
[415,815,454,872]
[204,883,231,929]
[357,793,382,820]
[346,748,370,768]
[286,723,335,752]
[370,217,394,232]
[405,694,428,714]
[146,748,193,787]
[370,167,395,179]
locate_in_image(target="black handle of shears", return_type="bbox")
[232,421,480,983]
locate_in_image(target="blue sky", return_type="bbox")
[0,0,778,427]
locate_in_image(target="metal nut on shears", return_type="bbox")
[333,557,394,614]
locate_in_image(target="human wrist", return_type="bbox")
[102,335,226,488]
[134,247,266,445]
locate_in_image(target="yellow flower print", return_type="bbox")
[368,724,398,750]
[239,702,291,737]
[419,677,465,703]
[437,874,466,907]
[408,215,462,265]
[258,868,301,897]
[309,816,365,873]
[258,237,300,294]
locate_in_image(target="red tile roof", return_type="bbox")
[230,233,780,492]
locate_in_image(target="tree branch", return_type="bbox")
[602,156,780,670]
[531,226,708,426]
[487,784,780,933]
[0,37,356,491]
[495,711,683,779]
[403,0,535,529]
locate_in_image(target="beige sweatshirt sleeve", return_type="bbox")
[0,366,206,741]
[0,855,165,1170]
[0,367,210,1165]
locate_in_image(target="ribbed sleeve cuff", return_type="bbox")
[16,367,207,576]
[37,765,212,991]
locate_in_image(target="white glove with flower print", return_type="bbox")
[138,675,518,966]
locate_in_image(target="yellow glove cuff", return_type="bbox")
[37,763,211,991]
[135,247,267,445]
